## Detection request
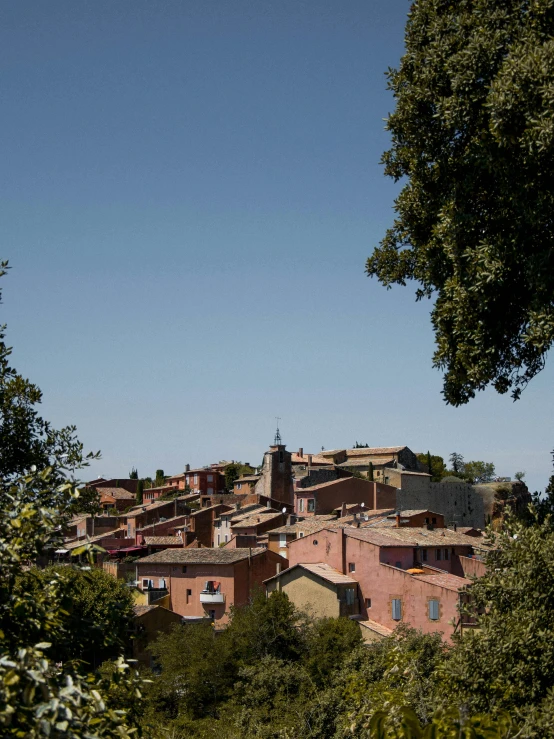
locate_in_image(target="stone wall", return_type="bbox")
[396,481,485,528]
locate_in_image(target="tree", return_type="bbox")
[515,471,526,482]
[442,517,554,729]
[366,1,554,406]
[154,469,165,487]
[129,467,138,479]
[71,484,101,517]
[449,452,465,475]
[224,462,255,492]
[417,452,447,482]
[136,478,144,504]
[368,461,375,481]
[464,460,496,484]
[14,566,135,669]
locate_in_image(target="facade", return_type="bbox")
[282,526,480,638]
[136,547,287,626]
[265,563,359,618]
[184,468,225,495]
[86,478,140,495]
[98,487,136,513]
[143,485,174,503]
[254,444,294,506]
[294,478,397,516]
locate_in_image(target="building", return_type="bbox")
[274,525,484,639]
[295,477,397,516]
[317,446,422,478]
[230,510,286,540]
[136,547,287,626]
[254,440,294,506]
[213,504,272,547]
[265,563,359,619]
[143,485,175,503]
[98,487,136,513]
[233,475,261,493]
[86,477,140,495]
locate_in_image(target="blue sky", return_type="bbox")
[1,0,553,491]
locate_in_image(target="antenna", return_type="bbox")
[274,417,282,445]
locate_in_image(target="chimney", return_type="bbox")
[395,510,401,528]
[307,454,312,470]
[185,463,190,472]
[298,448,303,458]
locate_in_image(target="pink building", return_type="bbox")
[136,547,286,626]
[294,477,397,516]
[277,525,480,639]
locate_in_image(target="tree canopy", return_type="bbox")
[366,0,554,405]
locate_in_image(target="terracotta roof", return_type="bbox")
[392,509,442,517]
[338,458,394,468]
[296,477,373,493]
[65,529,123,550]
[137,547,266,565]
[167,473,186,481]
[411,572,472,591]
[234,475,261,483]
[125,499,181,517]
[136,513,190,532]
[346,446,407,456]
[359,619,394,637]
[99,488,135,500]
[190,504,233,517]
[231,511,283,529]
[298,563,358,585]
[143,536,182,546]
[291,453,332,465]
[345,527,482,548]
[264,562,357,586]
[133,604,158,616]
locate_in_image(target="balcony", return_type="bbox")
[200,590,225,604]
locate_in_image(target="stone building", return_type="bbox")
[254,442,294,507]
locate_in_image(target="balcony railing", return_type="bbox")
[199,591,225,604]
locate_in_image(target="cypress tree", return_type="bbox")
[136,480,144,505]
[427,451,433,479]
[368,462,374,481]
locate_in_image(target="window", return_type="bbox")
[207,487,213,495]
[209,609,216,620]
[142,579,153,590]
[348,562,356,573]
[432,517,437,525]
[307,499,315,512]
[365,598,372,609]
[313,539,318,546]
[279,451,284,463]
[186,476,190,485]
[444,548,449,560]
[421,549,428,562]
[345,588,355,606]
[425,517,429,524]
[428,599,440,621]
[207,474,213,482]
[217,535,220,545]
[392,598,402,621]
[236,483,242,489]
[436,549,442,561]
[224,535,228,543]
[298,499,304,512]
[186,588,192,604]
[194,474,198,485]
[159,578,166,589]
[279,533,287,547]
[182,566,187,573]
[395,561,402,569]
[299,532,304,538]
[384,476,389,484]
[127,523,131,537]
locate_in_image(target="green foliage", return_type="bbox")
[72,484,102,516]
[304,616,363,687]
[224,462,255,492]
[129,467,138,479]
[449,453,465,475]
[464,461,496,484]
[14,566,135,669]
[441,517,554,722]
[366,0,554,405]
[136,478,144,504]
[514,471,526,482]
[416,453,447,482]
[353,442,370,448]
[154,469,165,488]
[369,461,375,481]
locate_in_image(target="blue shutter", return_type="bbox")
[392,599,402,620]
[429,600,439,620]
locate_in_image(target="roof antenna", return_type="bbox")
[274,417,282,445]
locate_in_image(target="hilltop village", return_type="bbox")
[62,436,530,653]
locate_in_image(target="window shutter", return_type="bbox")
[392,599,402,620]
[429,600,439,620]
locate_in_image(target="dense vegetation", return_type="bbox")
[367,0,554,405]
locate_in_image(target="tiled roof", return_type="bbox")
[65,529,123,550]
[137,547,266,565]
[392,509,442,517]
[136,514,190,532]
[269,515,339,536]
[231,511,282,529]
[143,536,182,546]
[234,475,261,483]
[411,572,472,591]
[345,527,482,548]
[297,477,373,493]
[99,488,135,500]
[133,605,158,616]
[338,458,394,468]
[291,453,332,465]
[190,503,233,517]
[299,563,358,585]
[346,446,406,456]
[359,619,394,637]
[125,499,180,517]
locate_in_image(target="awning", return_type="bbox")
[117,546,147,554]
